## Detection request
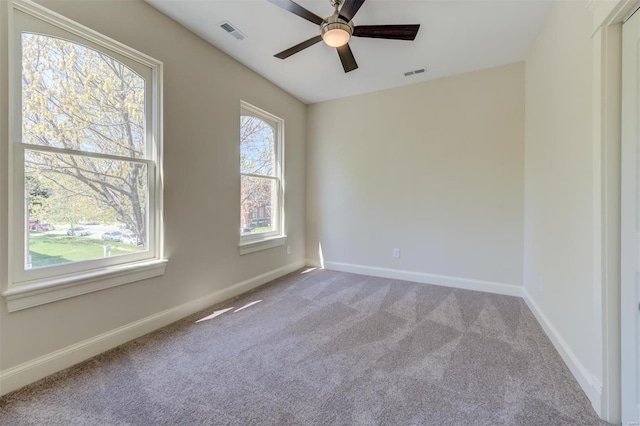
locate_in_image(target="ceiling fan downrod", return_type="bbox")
[330,0,343,12]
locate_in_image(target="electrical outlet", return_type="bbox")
[286,245,291,255]
[392,248,400,259]
[538,275,544,291]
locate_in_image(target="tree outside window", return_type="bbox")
[240,103,283,242]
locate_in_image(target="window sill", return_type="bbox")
[239,235,286,255]
[2,259,168,312]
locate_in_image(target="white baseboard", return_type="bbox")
[522,288,603,414]
[323,261,523,297]
[0,260,306,397]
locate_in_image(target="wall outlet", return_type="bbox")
[392,248,400,259]
[286,245,291,255]
[538,275,544,291]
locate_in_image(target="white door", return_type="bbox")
[622,7,640,425]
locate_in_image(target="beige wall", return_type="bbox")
[523,0,600,393]
[0,0,306,371]
[306,63,525,288]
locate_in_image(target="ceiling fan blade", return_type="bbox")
[353,24,420,40]
[337,43,358,73]
[274,35,323,59]
[267,0,324,25]
[339,0,366,22]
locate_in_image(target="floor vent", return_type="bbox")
[219,21,246,40]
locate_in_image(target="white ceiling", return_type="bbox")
[145,0,552,104]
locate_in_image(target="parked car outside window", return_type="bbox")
[101,231,123,242]
[121,233,140,245]
[67,226,90,236]
[29,222,54,232]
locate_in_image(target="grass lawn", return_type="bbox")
[29,234,143,268]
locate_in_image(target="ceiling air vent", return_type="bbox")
[219,21,246,41]
[404,67,426,77]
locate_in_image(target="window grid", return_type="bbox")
[240,101,284,246]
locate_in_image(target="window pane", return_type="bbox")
[25,150,147,269]
[21,33,146,158]
[240,115,275,176]
[241,175,276,235]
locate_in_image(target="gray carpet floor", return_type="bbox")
[0,268,608,425]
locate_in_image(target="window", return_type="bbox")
[239,101,285,254]
[2,1,165,311]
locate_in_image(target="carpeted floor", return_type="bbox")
[0,268,608,425]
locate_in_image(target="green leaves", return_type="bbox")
[22,34,145,157]
[22,33,149,246]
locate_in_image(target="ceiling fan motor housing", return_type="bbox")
[320,13,354,47]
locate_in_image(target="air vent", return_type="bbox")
[404,67,427,77]
[220,22,235,33]
[219,21,246,41]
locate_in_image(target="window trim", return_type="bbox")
[2,0,165,311]
[239,101,285,253]
[3,259,168,312]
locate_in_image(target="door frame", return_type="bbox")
[621,5,640,423]
[589,0,640,423]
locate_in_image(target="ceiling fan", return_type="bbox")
[267,0,420,73]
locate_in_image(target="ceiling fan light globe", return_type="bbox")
[321,14,354,47]
[323,28,350,47]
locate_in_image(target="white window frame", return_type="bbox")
[239,101,285,255]
[1,0,166,312]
